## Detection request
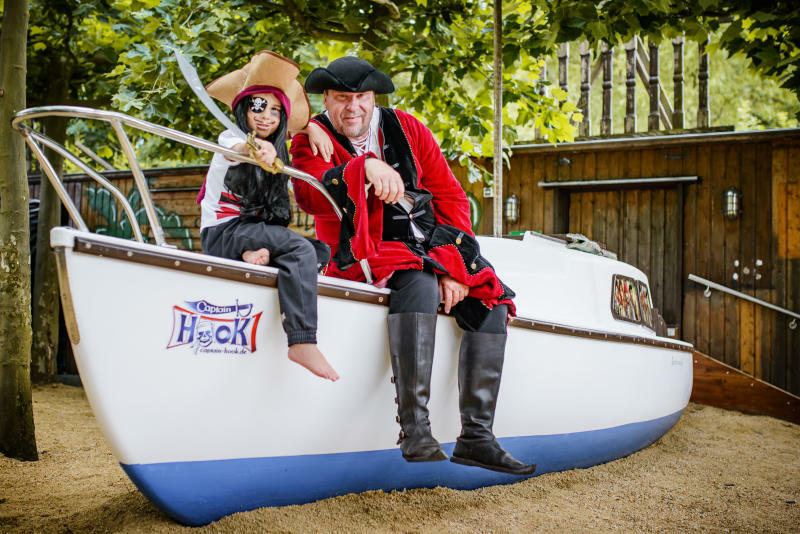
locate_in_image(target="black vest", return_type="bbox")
[315,108,436,245]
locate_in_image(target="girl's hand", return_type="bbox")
[226,140,276,166]
[248,138,277,166]
[306,122,333,162]
[225,142,248,162]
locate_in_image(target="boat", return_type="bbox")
[14,106,693,526]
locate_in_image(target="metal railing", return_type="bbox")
[12,106,373,282]
[688,273,799,329]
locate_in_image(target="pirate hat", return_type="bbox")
[206,50,310,131]
[304,56,395,94]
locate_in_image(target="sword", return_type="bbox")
[174,49,284,174]
[173,49,374,284]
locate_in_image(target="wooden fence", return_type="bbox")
[29,165,315,254]
[541,36,711,138]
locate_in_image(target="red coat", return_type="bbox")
[290,108,514,314]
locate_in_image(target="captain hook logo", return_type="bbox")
[167,299,262,355]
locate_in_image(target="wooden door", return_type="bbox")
[568,185,683,327]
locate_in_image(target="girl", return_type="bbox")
[200,50,338,381]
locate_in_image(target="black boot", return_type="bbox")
[388,312,448,462]
[450,331,536,475]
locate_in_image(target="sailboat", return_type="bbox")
[14,106,692,526]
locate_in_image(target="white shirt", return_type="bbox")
[200,130,244,231]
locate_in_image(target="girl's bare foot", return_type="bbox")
[242,248,270,265]
[288,344,340,381]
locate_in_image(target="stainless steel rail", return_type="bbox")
[13,105,373,282]
[688,273,799,329]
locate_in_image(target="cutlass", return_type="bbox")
[173,49,280,174]
[173,49,374,284]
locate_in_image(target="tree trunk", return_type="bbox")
[30,113,67,385]
[0,0,38,461]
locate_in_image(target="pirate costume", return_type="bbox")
[290,57,535,475]
[199,51,330,347]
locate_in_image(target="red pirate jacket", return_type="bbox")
[290,107,515,317]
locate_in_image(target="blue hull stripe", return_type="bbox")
[122,409,684,526]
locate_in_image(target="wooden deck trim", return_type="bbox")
[71,236,389,307]
[71,234,692,353]
[508,316,690,352]
[691,349,800,425]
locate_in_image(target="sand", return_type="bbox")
[1,383,798,533]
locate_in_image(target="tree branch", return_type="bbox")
[248,0,363,42]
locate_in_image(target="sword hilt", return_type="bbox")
[246,131,285,174]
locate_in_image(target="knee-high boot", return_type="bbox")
[388,312,448,462]
[450,331,536,475]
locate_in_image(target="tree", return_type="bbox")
[0,0,38,461]
[107,0,579,181]
[108,0,800,174]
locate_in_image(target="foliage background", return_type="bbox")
[3,0,799,174]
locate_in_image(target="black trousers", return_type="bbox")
[387,269,508,333]
[201,218,330,346]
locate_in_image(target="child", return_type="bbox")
[199,50,339,381]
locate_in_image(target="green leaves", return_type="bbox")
[22,0,799,175]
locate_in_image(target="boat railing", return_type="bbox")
[688,273,799,329]
[12,106,373,282]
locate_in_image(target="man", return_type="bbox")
[290,56,535,476]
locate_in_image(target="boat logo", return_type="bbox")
[166,299,262,355]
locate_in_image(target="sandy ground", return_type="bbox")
[1,384,798,533]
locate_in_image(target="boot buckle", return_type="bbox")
[390,376,396,384]
[396,430,406,444]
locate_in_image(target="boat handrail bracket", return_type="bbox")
[13,105,373,281]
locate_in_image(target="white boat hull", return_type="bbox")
[51,227,692,525]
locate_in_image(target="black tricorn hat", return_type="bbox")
[305,56,395,94]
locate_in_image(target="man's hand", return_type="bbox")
[364,158,404,204]
[439,275,469,314]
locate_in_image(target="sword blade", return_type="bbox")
[174,50,248,141]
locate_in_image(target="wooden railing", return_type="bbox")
[545,36,711,137]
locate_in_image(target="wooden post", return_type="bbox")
[648,41,660,131]
[492,0,503,237]
[624,38,636,134]
[672,36,685,129]
[579,41,591,137]
[601,42,613,136]
[557,43,569,93]
[697,39,710,128]
[534,60,548,139]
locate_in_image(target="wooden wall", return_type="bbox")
[31,128,800,395]
[473,129,800,395]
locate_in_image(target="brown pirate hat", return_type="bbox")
[206,50,310,131]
